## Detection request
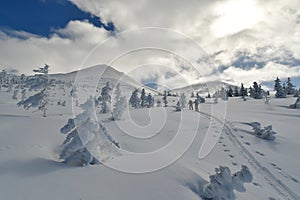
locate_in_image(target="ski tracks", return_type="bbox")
[199,111,300,200]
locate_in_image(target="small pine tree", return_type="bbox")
[140,88,147,107]
[227,86,233,97]
[220,88,228,101]
[162,91,168,107]
[179,93,187,108]
[12,88,19,100]
[112,83,127,120]
[286,77,295,95]
[21,89,26,102]
[156,99,162,107]
[250,82,263,99]
[191,91,195,97]
[274,77,286,98]
[146,93,154,108]
[129,89,141,108]
[175,101,182,111]
[98,82,112,113]
[240,83,247,97]
[234,86,239,97]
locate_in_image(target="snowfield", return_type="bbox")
[0,68,300,200]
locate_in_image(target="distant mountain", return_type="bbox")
[49,64,159,95]
[172,80,237,96]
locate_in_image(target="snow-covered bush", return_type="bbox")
[59,97,120,166]
[201,165,252,200]
[112,83,127,120]
[251,122,276,140]
[97,82,112,113]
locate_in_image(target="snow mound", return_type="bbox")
[251,122,276,140]
[201,165,253,200]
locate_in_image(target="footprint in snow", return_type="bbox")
[222,144,226,147]
[240,135,244,139]
[291,177,299,184]
[232,162,238,166]
[224,149,230,152]
[255,151,265,156]
[229,154,234,158]
[252,182,261,187]
[244,142,251,146]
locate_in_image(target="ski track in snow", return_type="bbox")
[199,111,300,200]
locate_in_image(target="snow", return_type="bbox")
[0,66,300,200]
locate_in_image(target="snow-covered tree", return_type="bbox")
[250,82,263,99]
[220,87,228,101]
[18,88,49,117]
[293,89,299,97]
[17,64,51,117]
[21,89,26,102]
[286,77,295,95]
[112,83,127,120]
[234,86,239,97]
[162,91,168,107]
[179,93,187,108]
[274,77,286,98]
[201,165,252,200]
[146,93,154,108]
[175,101,182,112]
[59,97,119,166]
[214,96,218,104]
[129,89,141,108]
[156,99,162,107]
[7,77,13,93]
[227,86,233,97]
[140,88,147,107]
[12,88,19,100]
[191,91,195,97]
[98,82,112,113]
[70,86,77,98]
[196,92,205,103]
[240,83,247,97]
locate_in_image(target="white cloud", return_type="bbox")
[0,20,109,74]
[1,0,300,88]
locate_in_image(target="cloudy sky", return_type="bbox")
[1,0,300,88]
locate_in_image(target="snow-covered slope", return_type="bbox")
[49,64,158,95]
[0,73,300,200]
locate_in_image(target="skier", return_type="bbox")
[188,100,193,110]
[194,99,199,111]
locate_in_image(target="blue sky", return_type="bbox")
[0,0,114,37]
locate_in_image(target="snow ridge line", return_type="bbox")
[199,111,300,200]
